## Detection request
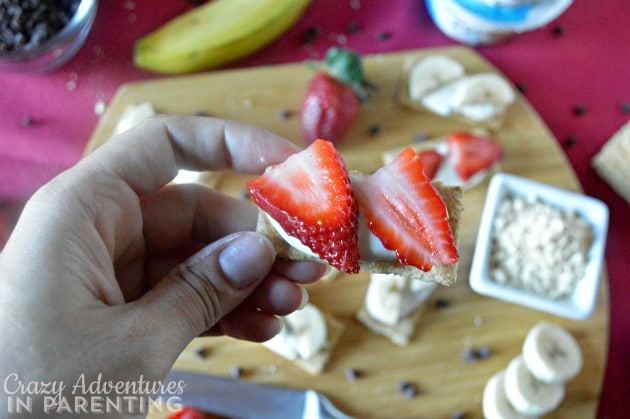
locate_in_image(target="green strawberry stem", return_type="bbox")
[325,47,376,102]
[305,47,376,102]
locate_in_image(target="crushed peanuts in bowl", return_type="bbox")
[470,173,609,320]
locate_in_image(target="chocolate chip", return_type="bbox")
[376,31,392,42]
[344,368,361,382]
[397,381,419,399]
[368,124,381,136]
[195,346,211,359]
[619,102,630,115]
[300,26,320,45]
[435,298,450,309]
[347,21,362,34]
[277,109,292,120]
[565,135,577,148]
[552,25,565,37]
[462,346,491,363]
[413,132,428,143]
[572,105,587,116]
[20,116,36,127]
[229,366,244,379]
[476,346,491,360]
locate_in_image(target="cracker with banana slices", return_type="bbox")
[356,302,428,347]
[263,308,345,375]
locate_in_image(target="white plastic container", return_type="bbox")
[425,0,573,45]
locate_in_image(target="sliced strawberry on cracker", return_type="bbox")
[448,132,503,181]
[247,139,360,273]
[417,149,443,180]
[353,148,458,271]
[166,406,205,419]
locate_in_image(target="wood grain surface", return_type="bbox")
[86,46,608,419]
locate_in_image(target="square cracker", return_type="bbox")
[264,311,345,375]
[255,183,463,286]
[592,120,630,204]
[356,304,428,347]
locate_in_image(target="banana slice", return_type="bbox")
[522,322,583,384]
[448,73,515,121]
[263,303,327,361]
[504,355,565,416]
[483,370,530,419]
[407,55,465,102]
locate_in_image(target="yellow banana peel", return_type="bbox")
[133,0,311,74]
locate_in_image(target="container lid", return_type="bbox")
[450,0,573,31]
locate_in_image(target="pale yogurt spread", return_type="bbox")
[263,303,327,360]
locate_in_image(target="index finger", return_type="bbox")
[85,115,302,195]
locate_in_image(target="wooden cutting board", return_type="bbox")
[86,46,608,419]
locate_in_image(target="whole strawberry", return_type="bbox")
[300,48,375,145]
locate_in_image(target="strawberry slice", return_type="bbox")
[353,148,458,271]
[246,139,360,273]
[167,406,204,419]
[448,132,503,181]
[417,149,443,180]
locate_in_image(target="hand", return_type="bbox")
[0,116,325,417]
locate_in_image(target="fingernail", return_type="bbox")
[219,233,275,289]
[298,286,309,310]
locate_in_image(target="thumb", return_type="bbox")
[139,231,277,343]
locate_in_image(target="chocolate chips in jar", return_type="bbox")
[0,0,80,53]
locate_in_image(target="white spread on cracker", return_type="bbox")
[489,194,593,299]
[266,209,399,263]
[365,273,437,326]
[263,304,327,360]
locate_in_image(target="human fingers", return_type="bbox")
[135,231,278,344]
[272,259,328,284]
[83,115,301,197]
[140,183,257,254]
[204,302,283,342]
[245,275,309,316]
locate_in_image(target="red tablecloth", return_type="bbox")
[1,1,628,417]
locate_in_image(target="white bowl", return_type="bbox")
[470,173,609,320]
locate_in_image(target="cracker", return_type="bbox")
[264,311,345,375]
[255,183,463,286]
[356,304,428,347]
[592,120,630,204]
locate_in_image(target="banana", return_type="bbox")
[482,370,530,419]
[134,0,311,74]
[263,303,327,360]
[365,273,436,326]
[504,355,565,416]
[522,322,583,384]
[448,73,516,121]
[407,55,465,102]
